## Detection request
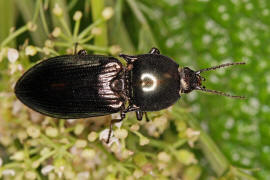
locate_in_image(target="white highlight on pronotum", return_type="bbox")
[141,73,157,92]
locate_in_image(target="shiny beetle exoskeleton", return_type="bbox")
[15,48,245,142]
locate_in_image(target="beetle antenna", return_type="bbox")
[196,62,246,74]
[196,87,246,99]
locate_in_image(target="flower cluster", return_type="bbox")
[0,2,202,180]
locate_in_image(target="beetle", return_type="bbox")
[15,47,245,143]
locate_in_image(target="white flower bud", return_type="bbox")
[40,147,51,156]
[74,124,84,135]
[27,22,37,31]
[81,149,95,159]
[139,136,149,146]
[7,48,19,63]
[64,170,75,180]
[27,126,40,138]
[25,46,37,56]
[53,3,63,16]
[25,171,36,180]
[32,161,40,169]
[64,170,75,179]
[45,127,58,137]
[77,172,89,180]
[52,27,61,37]
[2,169,15,176]
[157,152,171,162]
[102,7,114,20]
[75,139,87,148]
[73,11,82,21]
[41,165,54,175]
[109,45,121,55]
[114,129,128,139]
[130,124,140,131]
[45,40,54,48]
[88,132,98,142]
[99,129,111,141]
[133,170,143,179]
[10,151,24,161]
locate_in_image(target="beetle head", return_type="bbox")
[179,67,203,94]
[179,62,246,99]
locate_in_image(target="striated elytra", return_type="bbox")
[15,47,245,142]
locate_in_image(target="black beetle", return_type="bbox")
[15,47,245,142]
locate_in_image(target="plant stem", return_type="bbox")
[91,0,108,51]
[172,108,229,176]
[73,18,81,39]
[126,0,158,50]
[50,0,71,37]
[14,0,46,46]
[39,1,49,36]
[108,0,136,53]
[82,44,109,53]
[1,26,28,48]
[0,0,14,45]
[78,19,104,39]
[68,0,79,10]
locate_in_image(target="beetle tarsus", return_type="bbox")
[144,112,150,122]
[149,47,160,54]
[136,110,143,121]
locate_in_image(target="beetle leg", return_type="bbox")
[136,110,143,121]
[149,47,160,54]
[144,112,150,122]
[119,54,138,64]
[123,105,140,113]
[107,112,125,143]
[136,111,150,121]
[74,43,88,56]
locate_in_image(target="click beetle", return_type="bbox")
[15,47,245,143]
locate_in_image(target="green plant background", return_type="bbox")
[0,0,268,179]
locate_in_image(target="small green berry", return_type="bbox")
[176,150,197,165]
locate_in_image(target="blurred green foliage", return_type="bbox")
[0,0,268,179]
[133,0,268,179]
